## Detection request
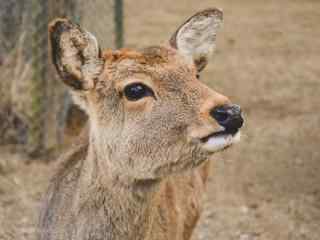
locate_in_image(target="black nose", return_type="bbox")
[210,104,244,132]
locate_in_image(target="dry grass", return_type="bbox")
[0,0,320,239]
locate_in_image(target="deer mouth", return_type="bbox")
[200,128,241,153]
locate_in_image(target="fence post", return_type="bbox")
[28,0,48,156]
[114,0,124,48]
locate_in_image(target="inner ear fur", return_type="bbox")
[49,18,103,90]
[170,8,223,72]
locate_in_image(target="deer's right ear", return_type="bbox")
[49,19,103,90]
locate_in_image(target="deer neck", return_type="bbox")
[73,133,161,240]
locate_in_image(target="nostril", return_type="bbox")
[210,107,230,125]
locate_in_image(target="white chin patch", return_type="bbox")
[202,131,241,153]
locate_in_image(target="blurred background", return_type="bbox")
[0,0,319,239]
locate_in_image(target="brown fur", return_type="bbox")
[103,47,171,65]
[39,8,242,240]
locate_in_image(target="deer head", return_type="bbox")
[49,9,243,182]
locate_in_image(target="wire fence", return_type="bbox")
[0,0,123,157]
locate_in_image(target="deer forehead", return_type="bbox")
[99,46,197,90]
[102,46,173,65]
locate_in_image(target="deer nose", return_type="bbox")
[210,104,244,132]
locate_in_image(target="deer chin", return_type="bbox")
[200,130,241,153]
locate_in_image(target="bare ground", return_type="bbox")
[0,0,320,239]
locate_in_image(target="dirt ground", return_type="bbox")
[1,0,320,239]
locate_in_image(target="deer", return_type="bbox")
[38,8,244,240]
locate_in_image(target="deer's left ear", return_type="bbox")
[170,8,223,72]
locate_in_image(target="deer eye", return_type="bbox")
[123,83,154,101]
